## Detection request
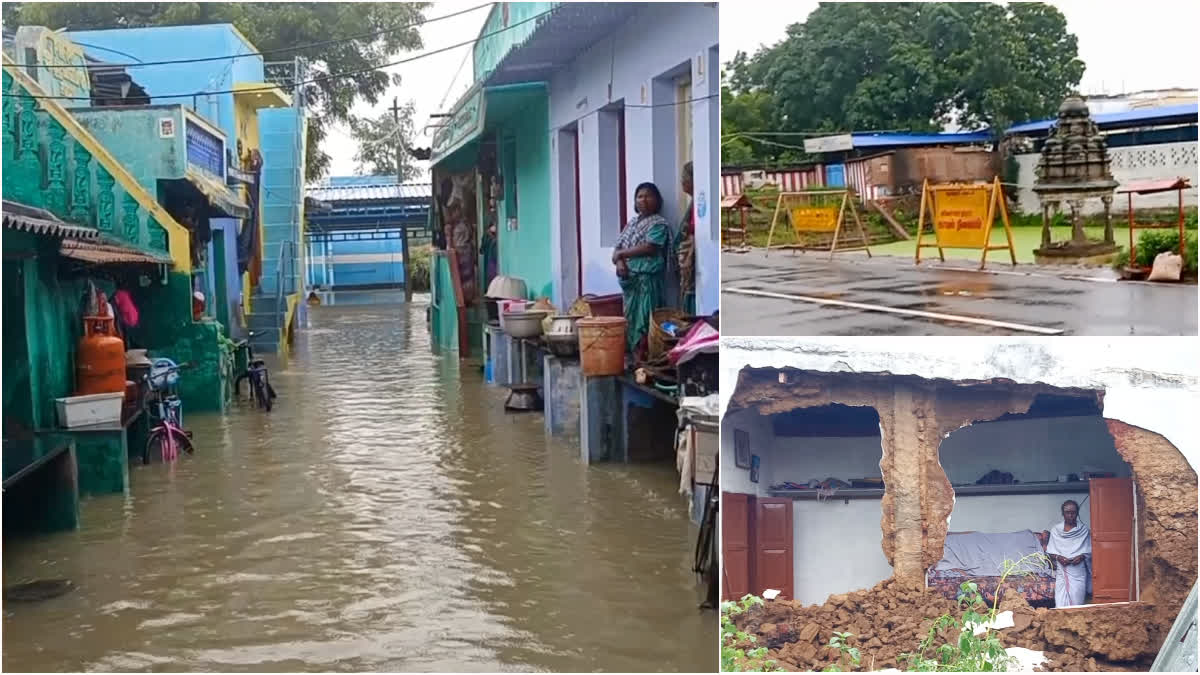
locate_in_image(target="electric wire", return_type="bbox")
[6,5,558,102]
[21,3,493,69]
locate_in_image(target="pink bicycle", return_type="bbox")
[142,359,194,464]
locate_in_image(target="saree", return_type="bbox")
[1046,521,1092,607]
[617,213,669,353]
[677,198,696,314]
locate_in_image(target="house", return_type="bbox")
[64,24,305,352]
[720,338,1197,668]
[429,2,719,356]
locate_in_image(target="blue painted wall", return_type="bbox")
[308,237,406,287]
[259,107,304,295]
[67,24,261,145]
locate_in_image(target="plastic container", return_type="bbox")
[76,316,126,396]
[56,392,124,428]
[503,310,548,338]
[498,300,531,333]
[577,317,627,376]
[582,293,623,317]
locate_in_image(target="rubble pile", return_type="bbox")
[732,579,1158,672]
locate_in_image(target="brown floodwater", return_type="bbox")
[2,294,716,672]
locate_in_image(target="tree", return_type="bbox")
[729,2,1084,149]
[346,102,421,180]
[7,2,431,181]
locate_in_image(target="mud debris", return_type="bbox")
[732,580,1158,672]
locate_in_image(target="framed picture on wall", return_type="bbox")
[750,455,761,484]
[734,429,750,469]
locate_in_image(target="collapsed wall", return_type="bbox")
[727,367,1198,666]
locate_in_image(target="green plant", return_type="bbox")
[1129,229,1198,276]
[408,244,432,292]
[722,595,782,672]
[822,631,862,672]
[900,553,1048,672]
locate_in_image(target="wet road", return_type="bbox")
[3,293,715,672]
[722,252,1198,336]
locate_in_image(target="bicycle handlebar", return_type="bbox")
[143,362,192,380]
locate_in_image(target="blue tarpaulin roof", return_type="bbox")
[850,131,992,148]
[1006,103,1199,134]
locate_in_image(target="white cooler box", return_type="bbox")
[56,392,124,428]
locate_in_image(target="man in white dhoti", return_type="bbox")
[1045,499,1092,607]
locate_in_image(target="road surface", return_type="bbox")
[722,251,1197,336]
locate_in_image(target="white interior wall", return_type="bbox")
[939,415,1131,485]
[792,499,894,606]
[721,408,774,497]
[949,492,1093,535]
[770,435,883,487]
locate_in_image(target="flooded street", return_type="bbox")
[3,294,715,672]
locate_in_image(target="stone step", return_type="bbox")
[246,312,278,330]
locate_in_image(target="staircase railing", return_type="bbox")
[274,239,297,339]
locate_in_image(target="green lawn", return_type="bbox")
[869,225,1135,263]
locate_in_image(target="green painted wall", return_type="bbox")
[496,94,553,300]
[72,106,188,192]
[430,251,459,354]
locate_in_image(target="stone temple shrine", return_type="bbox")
[1032,95,1120,264]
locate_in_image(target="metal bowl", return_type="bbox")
[503,310,549,338]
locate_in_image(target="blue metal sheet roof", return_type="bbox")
[850,131,993,148]
[306,182,432,203]
[1006,103,1199,134]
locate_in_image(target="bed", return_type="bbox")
[927,530,1056,606]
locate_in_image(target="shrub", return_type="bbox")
[1130,230,1198,276]
[408,244,432,292]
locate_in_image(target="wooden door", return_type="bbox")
[722,492,753,601]
[754,498,794,601]
[1090,477,1134,603]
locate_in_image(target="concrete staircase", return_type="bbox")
[246,294,283,354]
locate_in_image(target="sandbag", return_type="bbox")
[1147,251,1183,282]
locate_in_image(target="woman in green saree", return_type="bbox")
[612,182,671,357]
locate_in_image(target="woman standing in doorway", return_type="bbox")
[612,182,670,358]
[677,162,696,314]
[1045,499,1092,607]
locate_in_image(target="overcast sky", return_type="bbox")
[325,0,1199,179]
[323,0,488,180]
[721,0,1200,94]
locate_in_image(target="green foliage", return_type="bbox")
[9,2,430,180]
[347,103,421,179]
[722,595,782,672]
[900,553,1047,672]
[823,632,862,672]
[408,244,432,292]
[724,2,1084,165]
[1130,229,1198,276]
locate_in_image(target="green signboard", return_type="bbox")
[431,85,486,165]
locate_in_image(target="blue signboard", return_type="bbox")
[186,120,225,177]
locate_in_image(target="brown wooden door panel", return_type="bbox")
[1090,477,1134,603]
[754,498,794,601]
[722,492,753,601]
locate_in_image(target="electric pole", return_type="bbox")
[392,97,413,302]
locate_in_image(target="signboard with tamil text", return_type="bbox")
[431,85,486,165]
[930,186,990,249]
[184,114,226,178]
[790,206,839,234]
[915,177,1016,269]
[804,133,853,154]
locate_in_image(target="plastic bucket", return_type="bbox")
[583,293,623,317]
[577,317,627,376]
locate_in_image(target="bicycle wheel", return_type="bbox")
[146,427,195,462]
[253,375,272,412]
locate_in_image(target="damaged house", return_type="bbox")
[720,338,1198,671]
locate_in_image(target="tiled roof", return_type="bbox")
[59,238,172,265]
[306,182,432,203]
[2,200,100,239]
